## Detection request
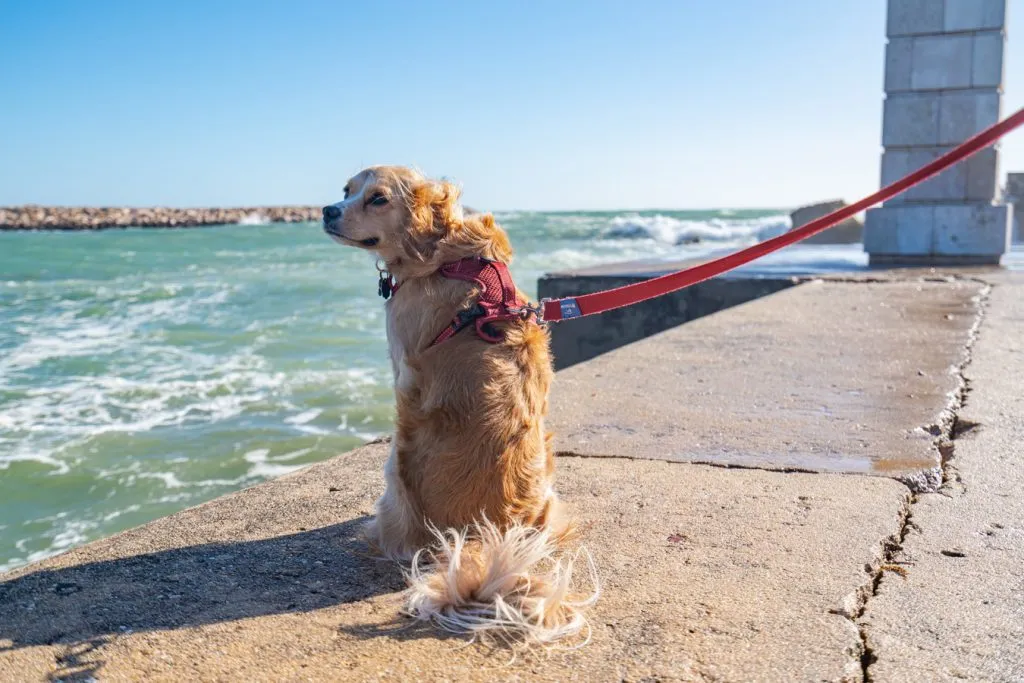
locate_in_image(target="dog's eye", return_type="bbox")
[367,192,388,207]
[343,185,351,199]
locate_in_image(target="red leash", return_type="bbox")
[542,107,1024,322]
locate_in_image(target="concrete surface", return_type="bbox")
[859,279,1024,682]
[549,280,982,488]
[0,442,910,682]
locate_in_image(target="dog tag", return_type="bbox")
[378,272,393,300]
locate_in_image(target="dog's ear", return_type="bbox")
[406,180,463,260]
[466,213,513,263]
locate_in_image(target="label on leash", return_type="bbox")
[559,298,582,319]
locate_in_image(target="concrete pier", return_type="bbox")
[3,266,1022,681]
[864,0,1012,265]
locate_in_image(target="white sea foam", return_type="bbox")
[602,213,790,245]
[284,408,322,425]
[237,212,270,225]
[243,448,271,463]
[273,446,316,462]
[240,448,305,479]
[0,518,97,573]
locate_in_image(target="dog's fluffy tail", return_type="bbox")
[404,518,599,647]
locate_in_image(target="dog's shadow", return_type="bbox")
[0,515,406,655]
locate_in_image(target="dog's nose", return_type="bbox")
[322,205,341,221]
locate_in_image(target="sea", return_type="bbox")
[1,208,873,572]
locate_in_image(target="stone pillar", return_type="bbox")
[1005,173,1024,243]
[864,0,1012,266]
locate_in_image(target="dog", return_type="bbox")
[323,166,596,645]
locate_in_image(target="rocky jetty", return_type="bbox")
[0,206,323,231]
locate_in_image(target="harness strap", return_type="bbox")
[428,258,537,347]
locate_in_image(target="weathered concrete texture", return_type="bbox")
[888,0,1006,37]
[860,278,1024,682]
[865,204,1011,264]
[887,0,945,37]
[538,262,796,370]
[880,146,998,204]
[548,280,982,485]
[883,27,1005,92]
[0,442,911,682]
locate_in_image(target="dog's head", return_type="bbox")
[323,166,511,275]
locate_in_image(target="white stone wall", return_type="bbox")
[865,0,1012,264]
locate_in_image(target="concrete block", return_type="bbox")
[911,34,973,90]
[887,0,944,37]
[965,147,999,201]
[885,37,914,92]
[933,204,1011,256]
[972,31,1005,88]
[883,93,940,147]
[944,0,1006,32]
[864,205,934,255]
[1005,172,1024,200]
[1008,174,1024,244]
[881,148,966,203]
[939,90,1000,145]
[789,201,863,244]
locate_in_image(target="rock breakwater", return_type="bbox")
[0,206,323,230]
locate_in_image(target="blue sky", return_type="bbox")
[1,1,1022,211]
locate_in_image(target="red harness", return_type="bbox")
[424,257,539,347]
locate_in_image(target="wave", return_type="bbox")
[237,212,270,225]
[601,213,790,246]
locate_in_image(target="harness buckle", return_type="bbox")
[454,303,486,327]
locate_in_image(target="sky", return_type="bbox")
[1,1,1023,211]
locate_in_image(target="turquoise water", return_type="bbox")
[0,209,788,571]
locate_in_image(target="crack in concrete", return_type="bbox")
[554,449,824,476]
[846,282,993,682]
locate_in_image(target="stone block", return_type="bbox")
[933,204,1011,256]
[885,37,914,92]
[939,90,1000,145]
[883,146,998,204]
[972,31,1005,89]
[789,201,864,244]
[944,0,1006,32]
[911,34,973,90]
[887,0,944,37]
[1005,173,1024,201]
[965,147,1000,201]
[883,93,940,147]
[881,148,965,203]
[1008,174,1024,244]
[864,205,934,255]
